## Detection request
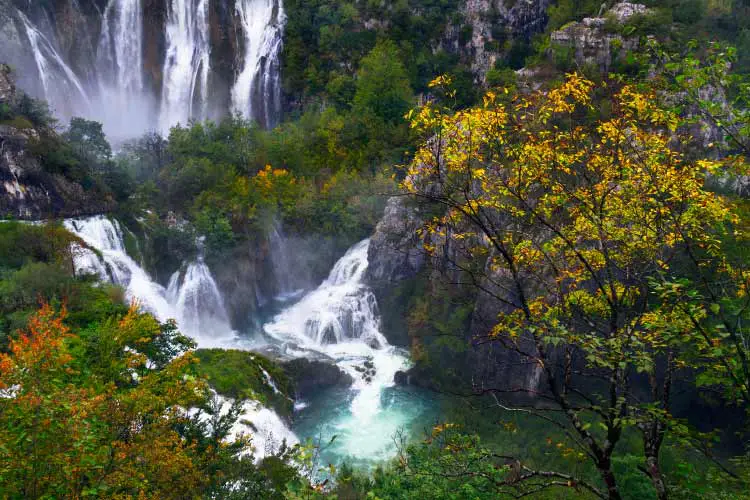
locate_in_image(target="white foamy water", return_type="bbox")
[195,392,298,461]
[264,239,424,464]
[159,0,211,132]
[65,216,234,347]
[232,0,286,128]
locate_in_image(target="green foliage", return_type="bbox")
[353,40,413,125]
[64,117,112,163]
[0,221,77,271]
[195,349,294,418]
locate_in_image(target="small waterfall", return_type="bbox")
[65,216,234,347]
[231,0,286,128]
[265,240,384,346]
[199,392,298,461]
[65,216,174,321]
[160,0,211,132]
[167,248,234,345]
[17,11,91,117]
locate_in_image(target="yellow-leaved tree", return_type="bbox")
[404,74,737,499]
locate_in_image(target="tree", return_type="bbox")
[0,304,207,497]
[403,74,736,499]
[65,117,112,164]
[353,40,413,125]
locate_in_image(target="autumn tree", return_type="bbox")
[403,74,737,499]
[0,304,211,498]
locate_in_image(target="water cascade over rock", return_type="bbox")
[2,0,286,137]
[231,0,286,129]
[96,0,151,136]
[264,239,429,464]
[64,215,235,347]
[159,0,211,131]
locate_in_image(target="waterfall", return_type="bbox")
[265,240,384,346]
[167,251,234,345]
[159,0,211,133]
[17,11,91,118]
[65,216,234,347]
[7,1,287,137]
[231,0,286,128]
[95,0,153,139]
[265,240,414,461]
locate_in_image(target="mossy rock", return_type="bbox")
[195,349,294,418]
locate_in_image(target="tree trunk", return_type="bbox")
[599,465,621,500]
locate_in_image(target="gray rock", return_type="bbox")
[550,3,648,72]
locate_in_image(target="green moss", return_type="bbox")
[0,116,34,130]
[195,349,293,418]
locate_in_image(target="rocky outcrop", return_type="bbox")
[447,0,551,83]
[550,2,648,72]
[366,197,426,287]
[0,66,114,219]
[281,358,354,399]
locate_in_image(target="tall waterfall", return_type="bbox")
[64,216,235,347]
[159,0,211,132]
[231,0,286,129]
[17,11,91,119]
[96,0,153,138]
[6,0,285,138]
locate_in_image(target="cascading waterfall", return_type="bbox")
[167,247,234,345]
[64,216,234,347]
[17,11,91,118]
[231,0,286,129]
[265,240,384,346]
[6,1,286,136]
[159,0,211,132]
[265,239,424,463]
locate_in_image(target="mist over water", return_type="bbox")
[8,0,285,139]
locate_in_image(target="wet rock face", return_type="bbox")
[281,358,354,399]
[366,196,426,287]
[0,64,15,102]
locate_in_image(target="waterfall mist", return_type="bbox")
[4,0,286,139]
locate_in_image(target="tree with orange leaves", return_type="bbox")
[0,304,210,498]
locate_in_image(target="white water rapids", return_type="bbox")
[264,240,429,465]
[64,216,431,467]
